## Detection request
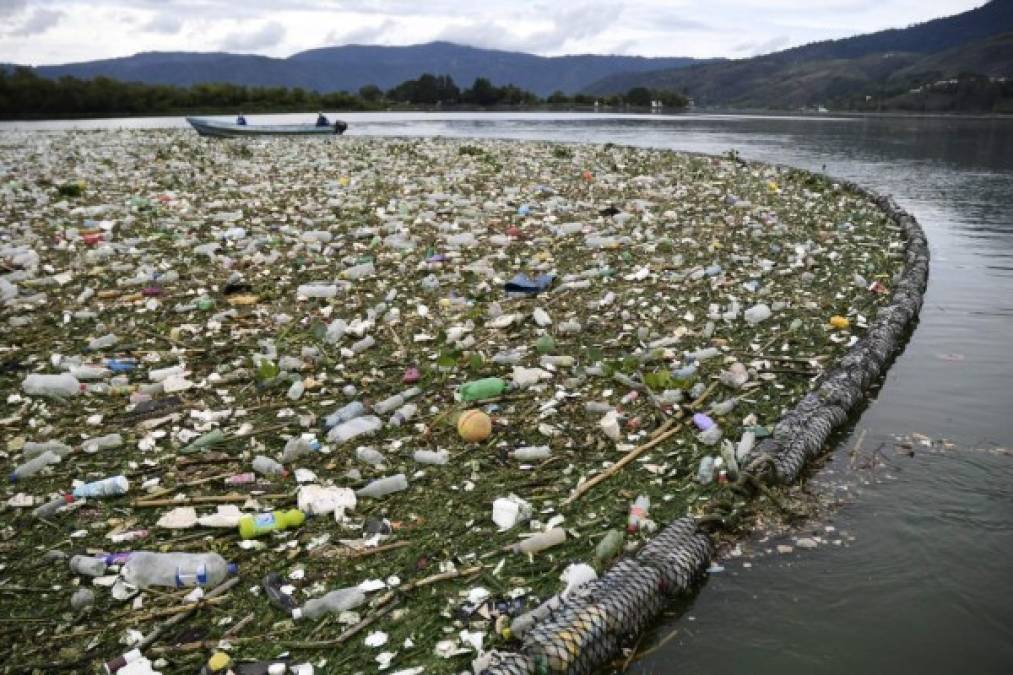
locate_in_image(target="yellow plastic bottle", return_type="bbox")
[238,509,306,539]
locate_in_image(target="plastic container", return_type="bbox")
[512,528,566,554]
[81,433,123,454]
[181,429,225,454]
[10,450,61,481]
[511,446,551,461]
[292,587,366,620]
[356,474,408,498]
[627,495,650,533]
[121,551,237,588]
[252,455,288,477]
[323,401,365,429]
[326,415,383,444]
[413,449,449,465]
[595,529,624,561]
[238,509,306,539]
[280,437,320,463]
[22,373,82,397]
[73,475,129,498]
[459,377,508,401]
[355,446,386,466]
[69,555,107,577]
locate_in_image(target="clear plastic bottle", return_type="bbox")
[297,284,338,298]
[34,494,75,518]
[286,379,305,401]
[69,555,107,577]
[350,335,375,353]
[326,415,383,444]
[373,387,421,415]
[121,551,237,588]
[73,475,129,498]
[413,449,449,465]
[22,440,73,460]
[252,455,288,477]
[595,529,624,562]
[324,401,365,429]
[355,446,386,466]
[512,528,566,554]
[22,373,82,397]
[388,403,417,426]
[86,333,119,351]
[82,433,123,454]
[342,262,375,280]
[292,587,366,620]
[181,429,225,454]
[697,456,716,484]
[10,450,61,481]
[356,474,408,498]
[280,437,320,463]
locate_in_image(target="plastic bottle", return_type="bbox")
[627,496,650,533]
[238,509,306,539]
[350,336,375,353]
[224,472,256,485]
[69,555,107,577]
[388,403,417,426]
[413,449,449,465]
[69,364,111,380]
[720,441,740,480]
[280,437,320,463]
[511,446,551,461]
[181,429,225,454]
[356,474,408,498]
[744,303,772,325]
[539,355,575,368]
[73,475,129,498]
[252,455,288,477]
[343,262,375,280]
[71,587,95,611]
[323,401,365,429]
[326,415,383,444]
[34,494,75,518]
[121,551,238,588]
[373,387,422,414]
[22,373,82,397]
[286,379,305,401]
[292,587,366,620]
[86,333,119,351]
[459,377,508,402]
[22,440,73,460]
[297,284,338,298]
[697,456,716,484]
[736,430,756,462]
[10,450,61,481]
[355,446,386,466]
[512,528,566,554]
[82,433,123,454]
[595,529,624,562]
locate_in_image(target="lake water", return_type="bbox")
[4,112,1012,673]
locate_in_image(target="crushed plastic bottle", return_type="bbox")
[292,587,366,620]
[10,450,61,481]
[22,373,82,397]
[121,551,238,588]
[512,528,566,554]
[356,474,408,498]
[280,437,321,463]
[69,555,107,577]
[73,475,129,498]
[252,455,288,477]
[326,415,383,444]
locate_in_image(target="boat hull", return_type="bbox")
[186,117,348,138]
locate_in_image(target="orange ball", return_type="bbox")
[457,409,492,443]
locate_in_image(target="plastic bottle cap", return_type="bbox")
[227,562,239,575]
[9,473,16,482]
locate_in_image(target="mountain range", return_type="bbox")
[583,0,1013,109]
[24,42,707,97]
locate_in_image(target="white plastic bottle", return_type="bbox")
[81,433,123,454]
[22,373,82,397]
[121,551,237,588]
[356,474,408,498]
[73,475,129,498]
[23,440,73,460]
[292,587,365,620]
[10,450,61,481]
[373,387,421,414]
[388,403,418,426]
[355,446,386,466]
[280,437,320,463]
[511,446,551,461]
[286,379,305,401]
[324,401,365,428]
[326,415,383,444]
[413,449,449,465]
[86,333,119,351]
[297,284,338,299]
[512,528,566,554]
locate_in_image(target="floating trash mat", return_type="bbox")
[0,131,922,674]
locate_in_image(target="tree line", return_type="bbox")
[0,67,688,118]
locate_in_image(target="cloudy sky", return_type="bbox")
[1,0,986,65]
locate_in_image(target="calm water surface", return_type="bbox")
[4,112,1012,673]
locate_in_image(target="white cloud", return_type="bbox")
[143,12,182,34]
[326,19,399,46]
[221,20,286,51]
[9,7,63,36]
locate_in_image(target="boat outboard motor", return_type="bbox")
[334,120,348,135]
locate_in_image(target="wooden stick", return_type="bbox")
[562,420,682,506]
[281,600,400,649]
[132,595,229,622]
[132,492,290,507]
[135,577,239,651]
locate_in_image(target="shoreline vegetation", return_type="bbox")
[0,68,688,121]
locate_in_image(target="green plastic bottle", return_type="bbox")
[458,377,508,402]
[595,529,624,562]
[535,335,556,354]
[238,509,306,540]
[180,429,225,455]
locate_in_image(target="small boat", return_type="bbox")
[186,117,348,138]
